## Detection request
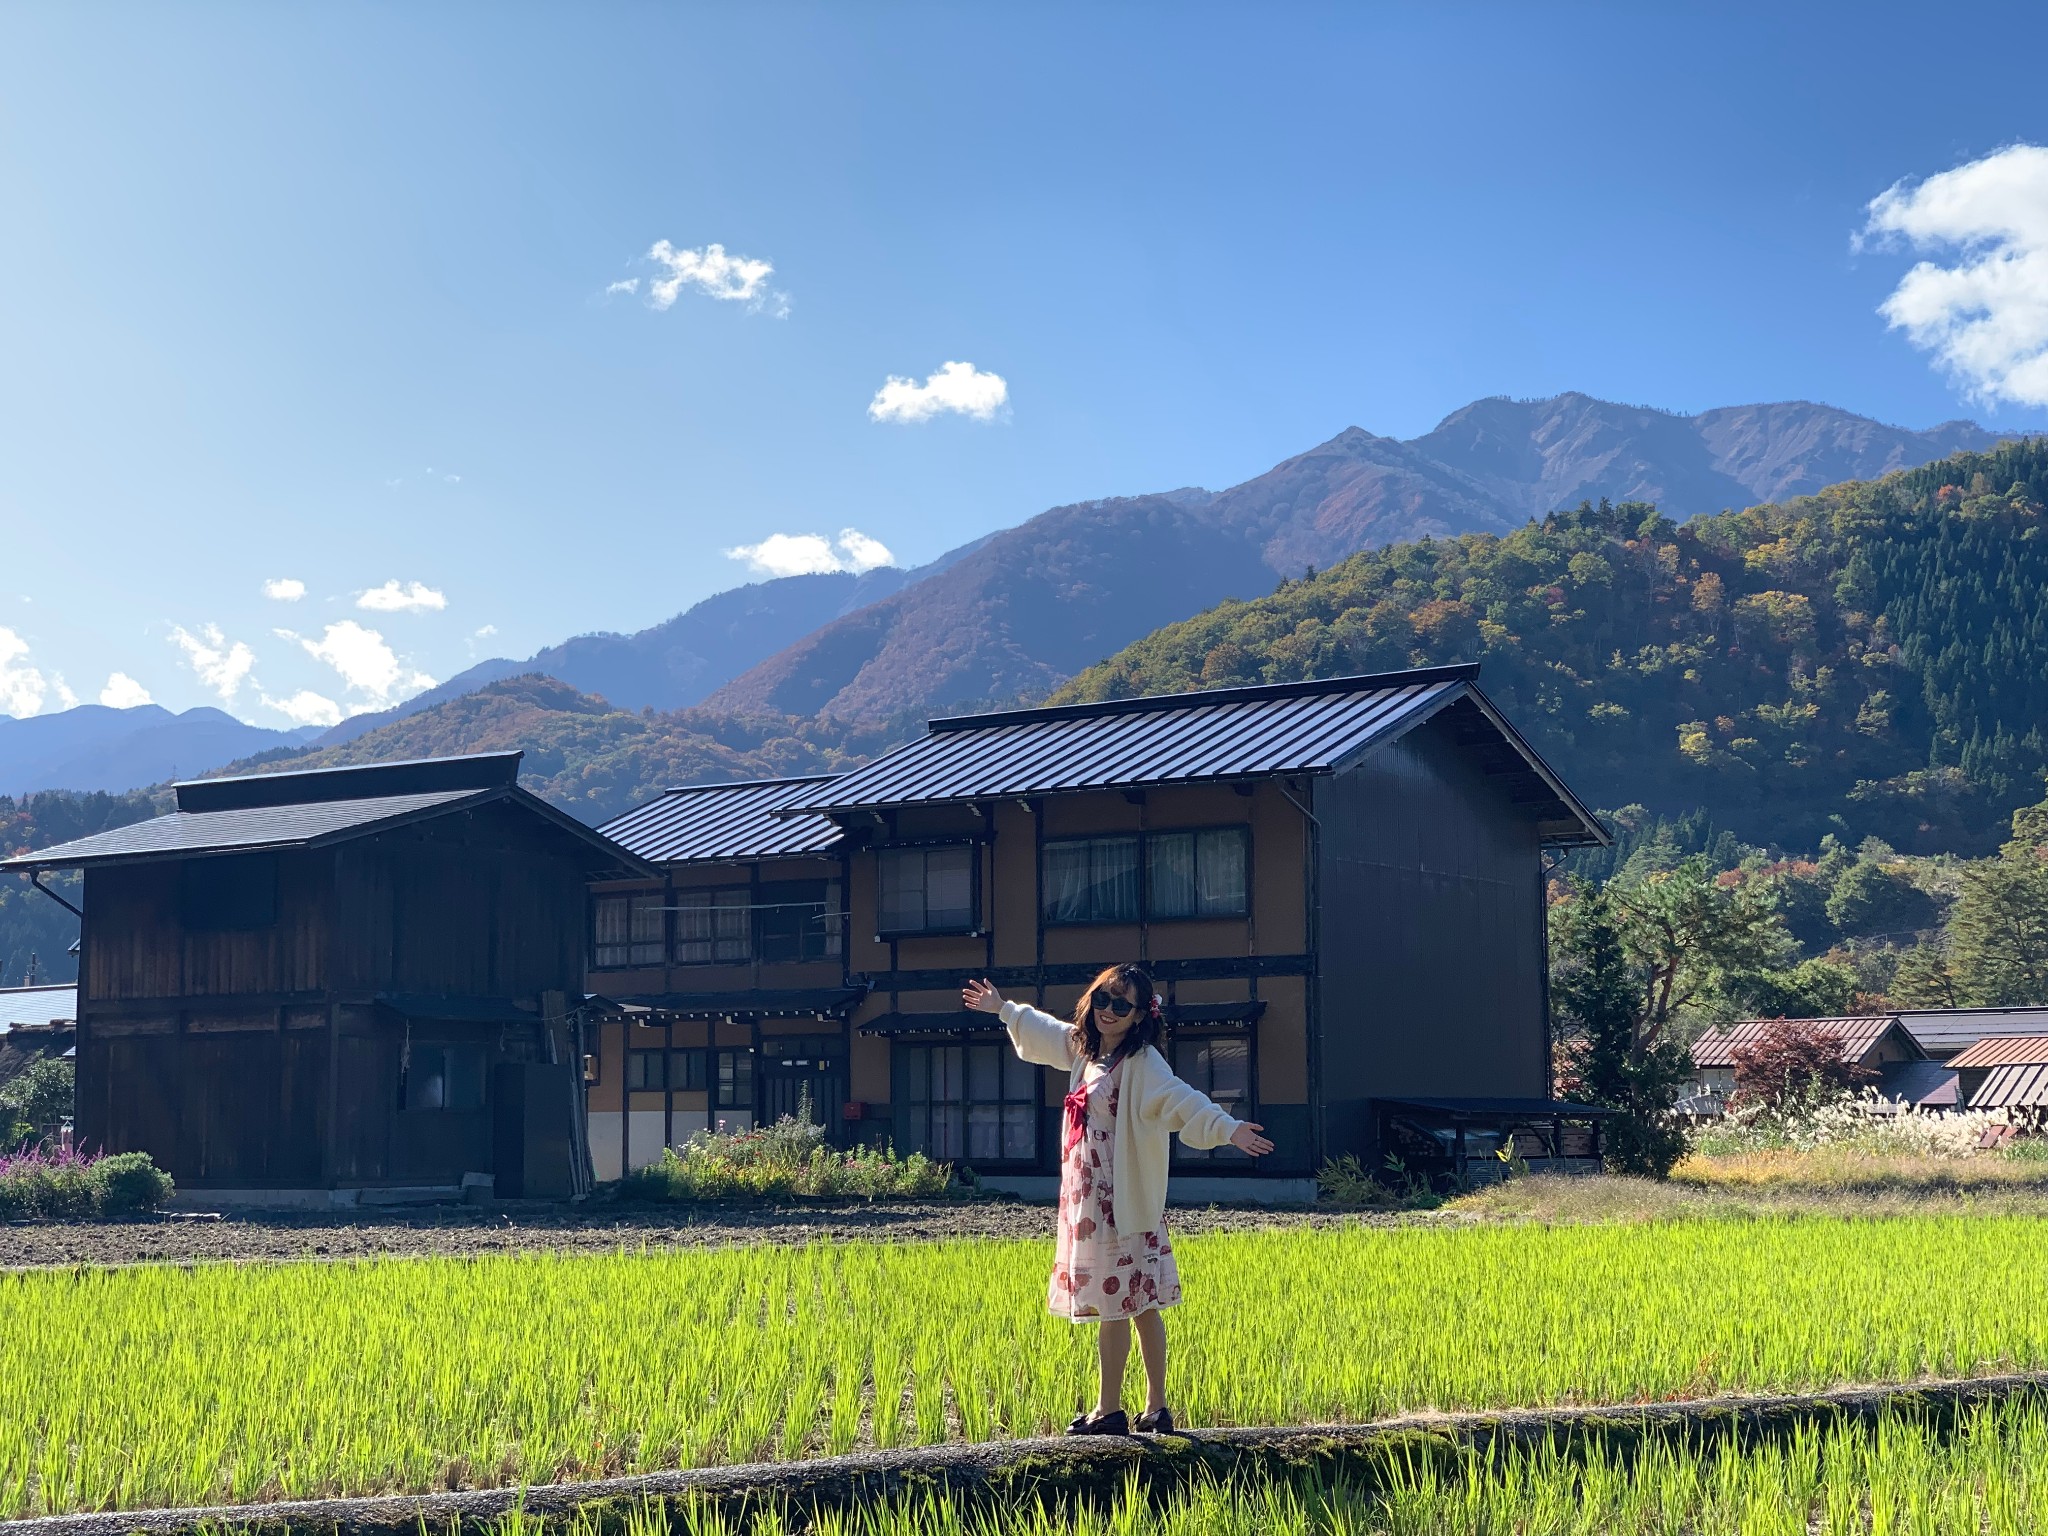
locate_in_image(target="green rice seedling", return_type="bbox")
[16,1220,2048,1516]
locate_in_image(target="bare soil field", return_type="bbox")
[0,1195,1376,1269]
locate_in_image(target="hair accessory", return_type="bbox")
[1150,994,1165,1018]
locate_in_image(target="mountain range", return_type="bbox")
[1,392,2017,797]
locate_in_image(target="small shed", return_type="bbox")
[1689,1015,1926,1101]
[1948,1036,2048,1111]
[1,752,650,1200]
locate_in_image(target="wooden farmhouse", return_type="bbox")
[1,752,650,1202]
[586,665,1609,1195]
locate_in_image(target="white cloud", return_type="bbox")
[0,628,67,716]
[357,579,448,613]
[474,624,498,638]
[100,673,152,709]
[260,690,343,728]
[867,360,1010,424]
[641,240,788,316]
[287,620,435,705]
[1864,144,2048,408]
[261,578,306,602]
[725,528,898,578]
[606,278,640,296]
[168,623,255,702]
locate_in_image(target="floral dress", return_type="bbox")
[1048,1055,1183,1322]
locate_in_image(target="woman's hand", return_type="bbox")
[962,978,1005,1015]
[1229,1121,1274,1158]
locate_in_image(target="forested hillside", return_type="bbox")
[1059,438,2048,855]
[0,788,164,984]
[224,675,903,824]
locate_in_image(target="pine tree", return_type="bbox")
[1551,881,1689,1178]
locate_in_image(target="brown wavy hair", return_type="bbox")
[1070,962,1164,1063]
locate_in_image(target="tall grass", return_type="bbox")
[9,1219,2048,1515]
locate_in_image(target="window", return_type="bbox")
[758,880,843,963]
[627,1048,707,1092]
[1037,829,1250,925]
[669,1048,708,1092]
[715,1048,754,1108]
[403,1043,487,1112]
[180,854,279,931]
[1148,829,1250,919]
[675,889,751,964]
[626,1049,662,1091]
[593,893,665,968]
[897,1042,1038,1163]
[877,846,977,934]
[1042,837,1139,924]
[1171,1034,1252,1161]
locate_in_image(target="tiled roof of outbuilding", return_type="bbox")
[599,777,845,864]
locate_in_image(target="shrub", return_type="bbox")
[620,1108,951,1201]
[0,1146,174,1220]
[1729,1019,1874,1111]
[89,1151,176,1216]
[0,1058,72,1148]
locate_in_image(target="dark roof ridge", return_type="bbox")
[927,665,1482,734]
[176,751,524,814]
[176,749,523,792]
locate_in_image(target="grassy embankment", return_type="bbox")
[9,1218,2048,1517]
[491,1398,2048,1536]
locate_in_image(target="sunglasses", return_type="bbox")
[1091,990,1137,1017]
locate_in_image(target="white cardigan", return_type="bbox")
[1000,1000,1242,1236]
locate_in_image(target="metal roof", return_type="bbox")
[2,780,655,877]
[0,789,488,869]
[176,751,523,812]
[1690,1016,1916,1069]
[780,666,1606,846]
[1948,1034,2048,1069]
[1875,1059,1960,1107]
[1966,1062,2048,1109]
[1898,1007,2048,1057]
[601,986,869,1021]
[1375,1097,1616,1119]
[0,984,75,1032]
[599,777,845,865]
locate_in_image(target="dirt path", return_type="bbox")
[0,1197,1391,1269]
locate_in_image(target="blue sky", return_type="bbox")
[4,2,2048,726]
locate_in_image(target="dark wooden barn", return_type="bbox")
[2,752,650,1201]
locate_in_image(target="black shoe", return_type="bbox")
[1066,1410,1130,1436]
[1136,1407,1175,1434]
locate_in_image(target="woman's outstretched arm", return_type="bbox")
[963,978,1076,1069]
[1136,1060,1275,1156]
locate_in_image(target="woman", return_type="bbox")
[962,965,1274,1436]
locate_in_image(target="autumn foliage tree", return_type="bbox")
[1728,1020,1875,1112]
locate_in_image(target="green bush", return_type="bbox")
[620,1108,952,1201]
[0,1148,174,1220]
[89,1152,176,1216]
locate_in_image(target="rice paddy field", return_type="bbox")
[519,1398,2048,1536]
[7,1216,2048,1518]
